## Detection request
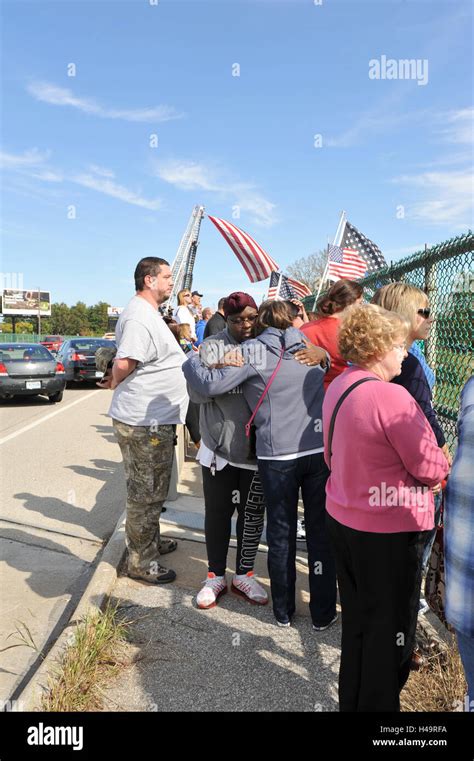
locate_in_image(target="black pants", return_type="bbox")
[326,513,427,712]
[202,464,266,576]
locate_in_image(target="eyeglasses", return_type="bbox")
[417,308,431,319]
[227,314,258,325]
[393,343,406,354]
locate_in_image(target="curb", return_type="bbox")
[17,510,127,711]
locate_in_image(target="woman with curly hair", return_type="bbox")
[323,304,449,712]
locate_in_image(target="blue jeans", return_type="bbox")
[258,453,337,626]
[457,630,474,707]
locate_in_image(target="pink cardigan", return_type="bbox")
[322,366,449,533]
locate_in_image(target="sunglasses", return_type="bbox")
[227,314,258,325]
[417,308,431,319]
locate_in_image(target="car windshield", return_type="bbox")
[0,345,53,362]
[70,340,114,352]
[44,336,61,342]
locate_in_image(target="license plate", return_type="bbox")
[95,371,104,378]
[26,381,41,389]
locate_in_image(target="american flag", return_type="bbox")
[327,221,387,281]
[327,244,367,280]
[267,272,312,300]
[208,216,279,283]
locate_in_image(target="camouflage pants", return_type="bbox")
[112,420,175,575]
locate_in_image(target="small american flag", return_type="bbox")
[327,244,367,281]
[208,216,279,283]
[267,272,312,300]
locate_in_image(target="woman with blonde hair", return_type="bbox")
[371,283,451,586]
[173,289,197,340]
[323,304,449,711]
[371,283,448,457]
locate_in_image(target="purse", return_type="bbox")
[424,490,454,631]
[245,345,285,459]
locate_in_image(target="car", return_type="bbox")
[57,337,117,383]
[102,332,116,341]
[40,335,63,353]
[0,343,66,403]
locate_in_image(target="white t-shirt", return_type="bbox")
[196,441,258,472]
[174,305,196,339]
[109,295,189,426]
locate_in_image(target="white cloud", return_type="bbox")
[392,169,473,226]
[27,81,184,123]
[157,161,220,192]
[0,148,50,168]
[30,169,63,182]
[88,164,115,178]
[155,160,277,227]
[437,107,474,145]
[73,173,162,211]
[2,148,162,211]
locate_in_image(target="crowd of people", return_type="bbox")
[99,255,472,713]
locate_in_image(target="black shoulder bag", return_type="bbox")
[327,377,380,470]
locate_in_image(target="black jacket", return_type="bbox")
[203,312,226,339]
[391,352,446,447]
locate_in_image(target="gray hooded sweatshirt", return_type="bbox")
[182,326,328,458]
[185,328,256,464]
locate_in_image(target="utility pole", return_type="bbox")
[37,287,41,338]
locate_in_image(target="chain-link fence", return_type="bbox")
[304,230,474,449]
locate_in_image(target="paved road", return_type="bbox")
[0,385,125,702]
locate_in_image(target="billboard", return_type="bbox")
[107,306,124,317]
[1,289,51,316]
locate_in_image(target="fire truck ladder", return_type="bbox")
[166,205,205,308]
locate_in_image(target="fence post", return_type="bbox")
[424,258,438,369]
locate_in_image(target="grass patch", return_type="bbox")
[41,602,132,712]
[401,633,467,712]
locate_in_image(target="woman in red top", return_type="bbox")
[301,279,363,389]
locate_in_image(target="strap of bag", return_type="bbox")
[245,346,285,438]
[327,377,380,468]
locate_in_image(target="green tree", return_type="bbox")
[49,303,72,334]
[88,302,109,335]
[68,302,91,336]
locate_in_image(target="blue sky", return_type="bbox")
[2,0,473,308]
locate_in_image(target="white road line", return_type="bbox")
[0,390,103,445]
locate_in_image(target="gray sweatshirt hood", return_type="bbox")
[253,326,306,358]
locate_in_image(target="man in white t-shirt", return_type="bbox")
[105,257,188,584]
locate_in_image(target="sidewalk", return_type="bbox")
[102,532,341,712]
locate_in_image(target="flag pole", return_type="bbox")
[315,244,330,304]
[314,210,347,303]
[274,271,283,300]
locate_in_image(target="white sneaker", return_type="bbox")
[231,571,269,605]
[312,613,338,631]
[196,573,227,609]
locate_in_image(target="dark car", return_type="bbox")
[57,338,116,383]
[0,343,66,403]
[40,335,63,353]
